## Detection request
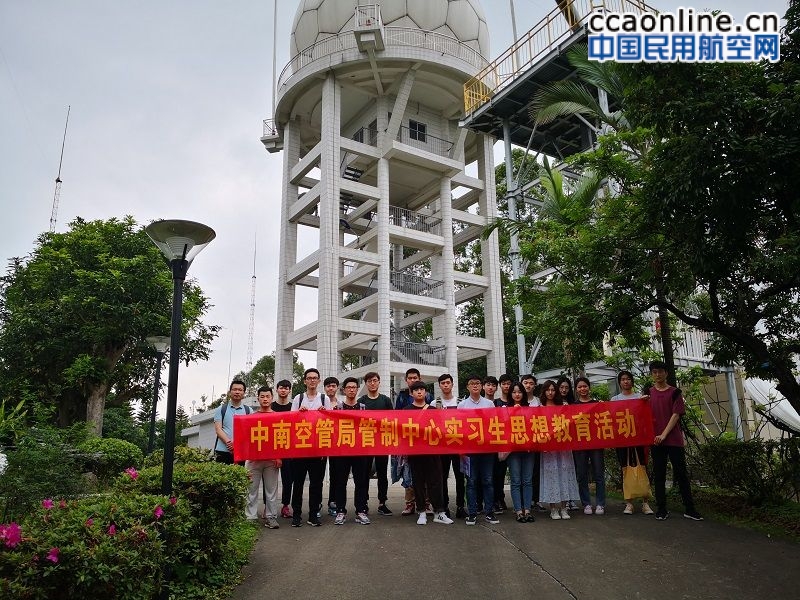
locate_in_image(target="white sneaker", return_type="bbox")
[642,502,654,515]
[550,508,561,520]
[433,511,453,525]
[624,503,634,514]
[417,512,427,525]
[334,512,346,525]
[560,508,571,520]
[583,504,593,515]
[355,512,371,525]
[595,505,605,515]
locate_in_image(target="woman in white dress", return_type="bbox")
[538,380,580,520]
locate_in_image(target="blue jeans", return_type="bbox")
[507,452,534,512]
[466,453,495,517]
[573,449,606,507]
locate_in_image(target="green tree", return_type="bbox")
[618,3,800,412]
[516,3,800,412]
[0,217,220,434]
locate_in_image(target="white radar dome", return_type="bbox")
[290,0,489,58]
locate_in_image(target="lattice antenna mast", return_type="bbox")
[245,235,257,373]
[50,105,71,233]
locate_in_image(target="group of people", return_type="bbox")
[212,360,703,529]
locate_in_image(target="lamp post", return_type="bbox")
[145,336,170,454]
[145,219,215,495]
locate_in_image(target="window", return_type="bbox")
[409,119,427,143]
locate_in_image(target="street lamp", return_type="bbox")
[145,219,215,495]
[145,335,170,454]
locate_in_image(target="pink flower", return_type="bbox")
[46,547,60,563]
[85,518,94,527]
[169,496,177,506]
[107,524,116,536]
[58,500,67,509]
[0,522,22,548]
[153,505,164,519]
[42,498,54,510]
[124,467,139,480]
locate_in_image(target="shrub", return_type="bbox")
[115,461,250,581]
[79,437,144,481]
[143,444,213,469]
[0,493,191,600]
[698,436,798,505]
[0,432,85,521]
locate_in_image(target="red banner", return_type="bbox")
[232,400,654,461]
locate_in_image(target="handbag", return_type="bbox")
[622,449,651,500]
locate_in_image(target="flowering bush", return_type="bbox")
[1,444,253,598]
[78,437,144,482]
[115,460,250,575]
[0,493,191,599]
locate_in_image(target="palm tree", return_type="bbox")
[528,43,678,384]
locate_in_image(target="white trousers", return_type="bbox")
[245,460,281,519]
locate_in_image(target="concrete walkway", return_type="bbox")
[232,479,799,600]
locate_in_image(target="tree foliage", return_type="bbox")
[0,217,219,433]
[516,3,800,412]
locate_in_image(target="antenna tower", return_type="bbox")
[50,105,71,233]
[246,236,257,373]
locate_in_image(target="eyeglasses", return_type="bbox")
[344,385,358,390]
[305,376,319,380]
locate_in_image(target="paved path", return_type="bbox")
[232,480,799,600]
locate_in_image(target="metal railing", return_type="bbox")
[388,205,442,235]
[355,4,382,29]
[390,270,444,300]
[396,125,453,157]
[278,26,488,92]
[262,118,278,137]
[352,126,378,147]
[644,310,712,362]
[390,340,447,366]
[463,0,655,113]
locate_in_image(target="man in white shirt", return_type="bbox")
[458,374,499,525]
[289,368,331,527]
[437,373,466,519]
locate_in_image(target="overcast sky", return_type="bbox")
[0,0,788,417]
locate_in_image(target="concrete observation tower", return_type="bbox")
[263,0,505,394]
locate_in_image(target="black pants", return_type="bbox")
[616,446,647,468]
[371,454,389,505]
[493,455,508,504]
[651,445,695,512]
[291,457,326,519]
[408,455,444,513]
[215,450,244,466]
[332,455,369,514]
[440,454,465,509]
[279,458,293,505]
[325,457,336,507]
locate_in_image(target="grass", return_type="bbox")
[607,484,800,542]
[168,518,260,600]
[692,487,800,542]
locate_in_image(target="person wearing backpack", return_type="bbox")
[213,379,252,464]
[289,368,332,527]
[332,377,371,525]
[647,360,703,522]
